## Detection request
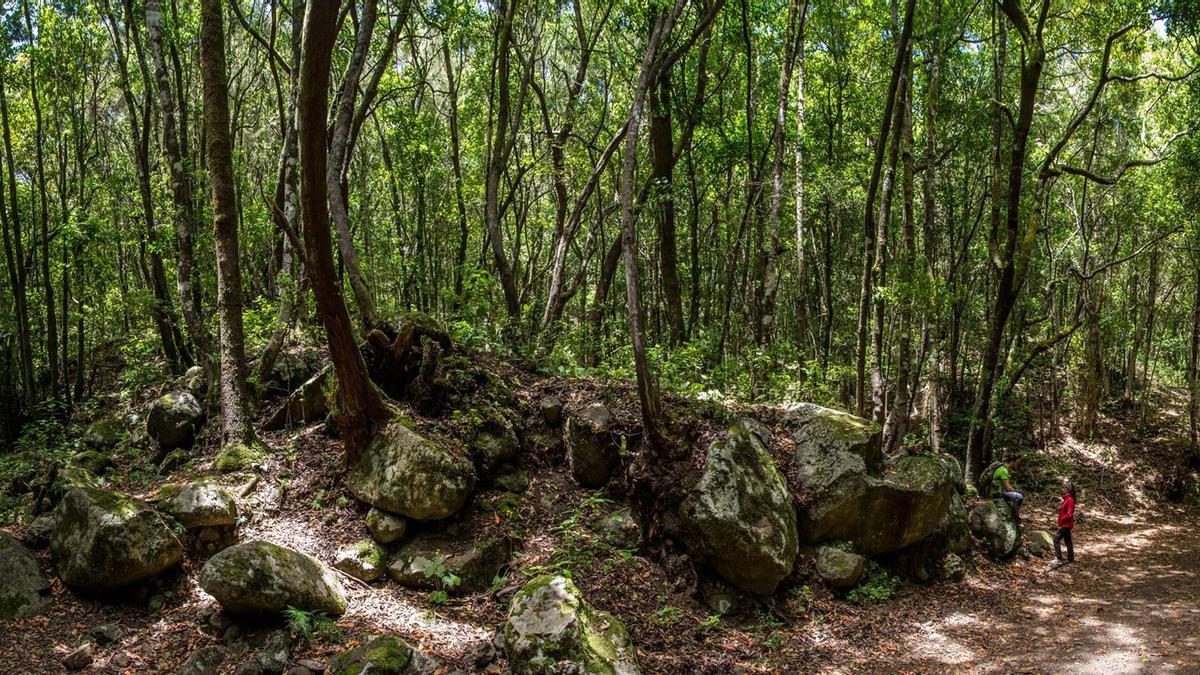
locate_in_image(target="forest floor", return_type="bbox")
[1,363,1197,673]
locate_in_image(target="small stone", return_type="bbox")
[158,448,189,473]
[109,652,133,669]
[942,553,966,582]
[148,594,166,612]
[62,643,94,671]
[334,539,387,582]
[365,507,407,544]
[1027,530,1054,557]
[90,623,123,645]
[815,546,866,590]
[704,591,737,615]
[539,396,563,427]
[224,624,243,642]
[494,469,530,494]
[471,640,497,668]
[22,514,56,549]
[295,659,327,673]
[597,507,640,549]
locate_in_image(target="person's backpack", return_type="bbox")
[978,461,1003,494]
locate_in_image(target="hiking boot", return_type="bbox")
[1049,559,1065,570]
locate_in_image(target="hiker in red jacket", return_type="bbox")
[1051,483,1076,569]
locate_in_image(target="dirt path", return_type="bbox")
[841,505,1200,673]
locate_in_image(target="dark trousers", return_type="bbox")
[1054,527,1074,562]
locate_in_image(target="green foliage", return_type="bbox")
[421,558,461,605]
[847,562,901,605]
[283,606,343,645]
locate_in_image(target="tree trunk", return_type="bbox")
[651,72,686,347]
[298,0,392,461]
[199,0,260,451]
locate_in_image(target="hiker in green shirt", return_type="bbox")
[992,460,1024,521]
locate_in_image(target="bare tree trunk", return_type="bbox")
[298,0,392,461]
[147,0,212,375]
[855,0,914,416]
[199,0,260,450]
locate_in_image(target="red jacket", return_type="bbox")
[1058,493,1075,529]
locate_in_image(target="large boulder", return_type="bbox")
[968,499,1021,559]
[328,635,441,675]
[51,487,183,590]
[83,417,125,450]
[346,420,475,521]
[784,402,882,473]
[939,493,973,554]
[161,478,237,529]
[815,546,866,589]
[146,391,205,449]
[387,534,510,594]
[678,423,799,595]
[504,575,640,675]
[565,404,620,488]
[0,533,50,618]
[199,540,347,615]
[788,405,953,556]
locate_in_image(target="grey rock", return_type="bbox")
[597,507,640,550]
[51,487,183,590]
[968,499,1021,559]
[162,478,238,528]
[63,643,94,671]
[90,623,123,645]
[158,449,190,474]
[494,469,530,494]
[504,575,640,674]
[387,535,510,594]
[0,532,50,618]
[365,507,407,545]
[942,552,966,582]
[539,397,563,427]
[788,408,953,556]
[1027,529,1054,557]
[327,635,439,675]
[679,424,798,594]
[199,540,347,615]
[177,646,229,675]
[469,416,520,478]
[147,391,205,450]
[815,546,866,589]
[22,514,56,549]
[346,420,475,521]
[334,539,387,582]
[566,404,620,488]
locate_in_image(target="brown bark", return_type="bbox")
[199,0,259,449]
[298,0,392,461]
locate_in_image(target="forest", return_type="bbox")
[0,0,1199,672]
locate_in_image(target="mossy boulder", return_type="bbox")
[0,533,50,618]
[942,552,966,582]
[968,499,1021,559]
[679,423,798,595]
[22,514,56,549]
[70,450,114,476]
[146,391,205,449]
[1028,529,1055,557]
[213,439,268,472]
[335,539,387,582]
[199,540,347,615]
[565,404,620,488]
[789,406,953,556]
[504,575,640,675]
[51,487,183,590]
[815,546,865,589]
[784,402,882,473]
[346,421,475,521]
[386,534,510,594]
[83,417,125,450]
[328,634,441,674]
[365,507,407,545]
[939,492,973,554]
[468,409,520,478]
[162,478,237,529]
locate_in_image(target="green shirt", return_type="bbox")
[993,465,1010,496]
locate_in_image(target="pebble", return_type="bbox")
[62,643,94,671]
